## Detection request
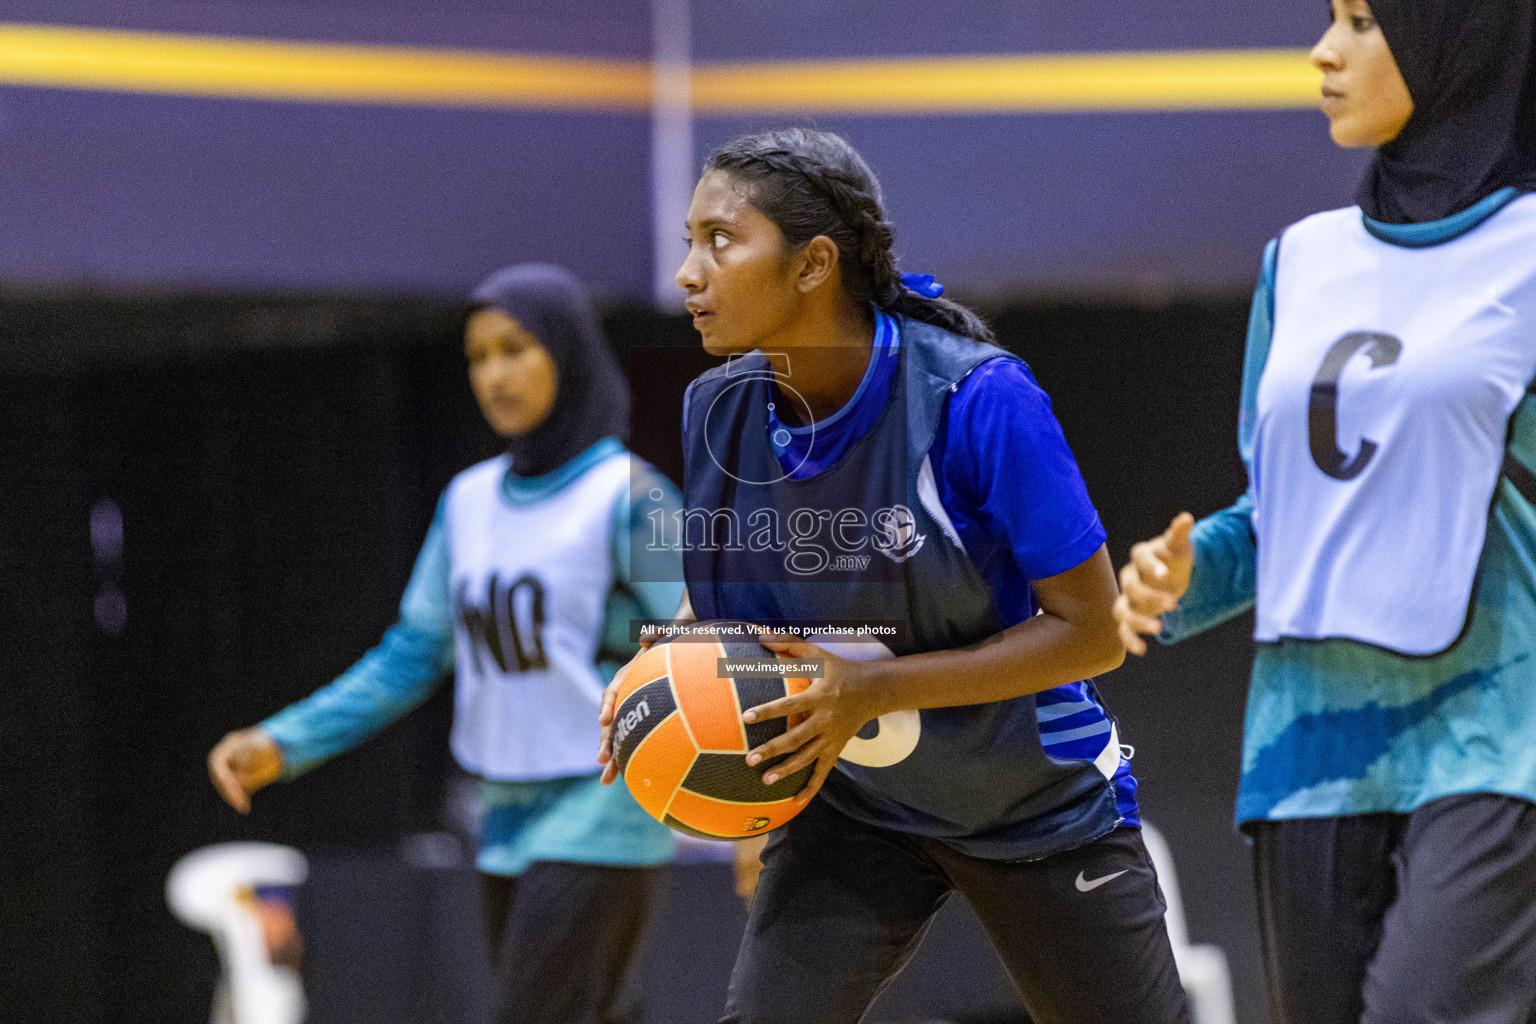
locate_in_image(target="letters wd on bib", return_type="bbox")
[447,449,632,778]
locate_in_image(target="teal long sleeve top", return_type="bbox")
[261,438,683,874]
[1161,189,1536,826]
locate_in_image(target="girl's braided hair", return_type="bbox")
[706,128,994,344]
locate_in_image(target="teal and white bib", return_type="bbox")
[445,451,630,779]
[1253,194,1536,655]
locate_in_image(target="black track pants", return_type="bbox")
[1250,793,1536,1024]
[481,862,663,1024]
[721,796,1191,1024]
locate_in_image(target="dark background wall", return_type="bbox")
[1,289,1260,1024]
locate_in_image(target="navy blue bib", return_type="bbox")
[682,317,1120,860]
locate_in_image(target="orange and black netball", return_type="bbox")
[611,621,812,839]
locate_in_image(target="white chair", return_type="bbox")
[1141,822,1238,1024]
[166,842,308,1024]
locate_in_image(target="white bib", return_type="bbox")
[445,452,630,780]
[1252,195,1536,654]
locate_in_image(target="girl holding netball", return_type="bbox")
[1115,2,1536,1021]
[208,264,683,1024]
[600,128,1191,1024]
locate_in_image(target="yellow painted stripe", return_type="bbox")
[0,22,1321,114]
[0,23,653,110]
[693,50,1322,114]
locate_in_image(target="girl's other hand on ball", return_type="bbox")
[598,626,660,784]
[742,633,881,806]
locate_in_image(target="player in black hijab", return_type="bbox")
[1358,0,1536,222]
[469,263,631,478]
[1115,2,1536,1022]
[210,263,682,1024]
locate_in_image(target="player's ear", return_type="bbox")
[796,236,840,294]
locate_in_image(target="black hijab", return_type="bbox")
[1358,0,1536,223]
[469,264,630,478]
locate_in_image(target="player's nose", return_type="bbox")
[676,245,705,293]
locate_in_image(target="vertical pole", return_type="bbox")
[650,0,693,310]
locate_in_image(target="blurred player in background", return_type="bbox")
[1115,2,1536,1021]
[208,264,684,1024]
[601,128,1190,1024]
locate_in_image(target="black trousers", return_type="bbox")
[721,796,1191,1024]
[1250,793,1536,1024]
[481,862,663,1024]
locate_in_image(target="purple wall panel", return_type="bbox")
[0,87,652,298]
[692,0,1330,60]
[0,0,650,56]
[0,1,1374,299]
[692,112,1371,299]
[2,0,1326,58]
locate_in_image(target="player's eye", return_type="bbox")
[712,232,730,249]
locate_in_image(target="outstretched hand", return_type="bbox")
[207,727,283,814]
[740,632,880,806]
[1113,512,1196,656]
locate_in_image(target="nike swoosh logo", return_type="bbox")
[1075,869,1128,892]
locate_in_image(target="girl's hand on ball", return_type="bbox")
[742,634,881,805]
[597,624,663,784]
[208,728,283,813]
[596,658,635,784]
[603,595,696,784]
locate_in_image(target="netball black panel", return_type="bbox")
[733,674,791,750]
[719,637,770,660]
[682,752,812,803]
[662,815,730,841]
[612,677,678,774]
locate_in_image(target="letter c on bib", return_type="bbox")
[1308,331,1401,480]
